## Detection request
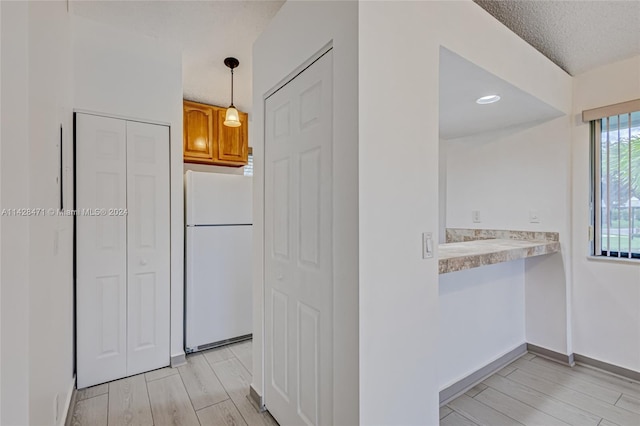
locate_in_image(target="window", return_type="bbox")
[244,147,253,177]
[591,107,640,259]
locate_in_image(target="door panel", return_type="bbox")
[271,289,289,399]
[126,121,171,376]
[76,114,128,388]
[299,147,321,267]
[272,159,291,259]
[264,50,333,426]
[298,301,320,425]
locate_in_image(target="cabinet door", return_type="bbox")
[184,101,215,164]
[215,108,248,166]
[126,121,171,376]
[76,113,128,388]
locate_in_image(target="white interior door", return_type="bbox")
[264,50,334,426]
[76,114,170,388]
[125,121,171,376]
[76,114,128,388]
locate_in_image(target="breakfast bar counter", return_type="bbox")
[438,229,560,274]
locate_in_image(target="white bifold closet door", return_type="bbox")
[76,113,170,389]
[264,50,334,426]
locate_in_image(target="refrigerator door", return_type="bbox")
[186,225,253,349]
[185,171,253,226]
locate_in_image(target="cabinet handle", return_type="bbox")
[140,259,148,266]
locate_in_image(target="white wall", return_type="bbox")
[439,261,525,389]
[1,2,30,424]
[1,1,75,424]
[446,115,573,355]
[359,3,440,423]
[72,15,186,364]
[572,55,640,372]
[360,1,571,423]
[28,2,75,424]
[446,118,571,233]
[439,139,447,244]
[252,2,359,424]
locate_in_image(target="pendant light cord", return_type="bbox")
[230,68,234,107]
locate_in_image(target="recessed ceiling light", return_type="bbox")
[476,95,501,104]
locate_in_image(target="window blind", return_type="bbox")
[593,110,640,258]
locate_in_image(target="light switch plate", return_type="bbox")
[472,210,481,223]
[422,232,433,259]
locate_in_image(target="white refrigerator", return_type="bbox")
[185,171,253,352]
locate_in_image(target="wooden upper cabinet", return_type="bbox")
[183,100,248,167]
[216,108,248,166]
[183,101,215,164]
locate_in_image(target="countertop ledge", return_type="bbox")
[439,231,560,274]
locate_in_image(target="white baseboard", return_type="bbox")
[249,384,265,412]
[171,352,187,367]
[59,375,76,426]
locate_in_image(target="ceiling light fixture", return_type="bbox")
[476,94,501,105]
[223,57,241,127]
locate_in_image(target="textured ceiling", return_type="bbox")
[439,48,562,140]
[474,0,640,76]
[71,0,285,112]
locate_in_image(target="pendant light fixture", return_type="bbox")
[223,57,241,127]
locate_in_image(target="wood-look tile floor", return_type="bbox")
[71,340,279,426]
[72,346,640,426]
[441,352,640,426]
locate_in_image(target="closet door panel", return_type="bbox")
[125,120,171,376]
[76,113,128,388]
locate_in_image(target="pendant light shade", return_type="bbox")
[223,57,241,128]
[224,106,241,127]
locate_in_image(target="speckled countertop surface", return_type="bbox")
[438,231,560,274]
